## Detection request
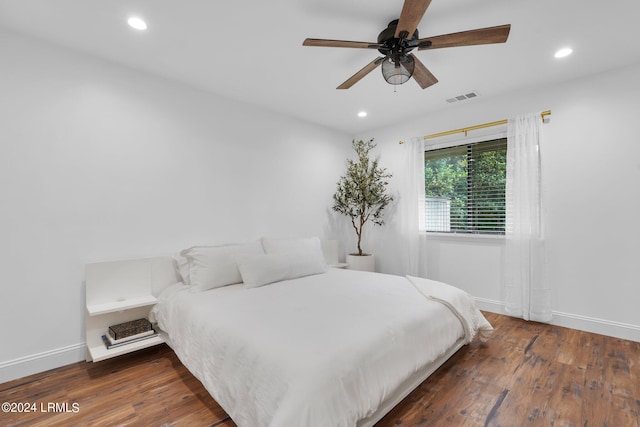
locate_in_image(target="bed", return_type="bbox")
[150,237,492,427]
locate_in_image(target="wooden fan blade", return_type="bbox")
[337,57,385,90]
[395,0,433,39]
[418,24,511,50]
[409,54,438,89]
[303,38,382,49]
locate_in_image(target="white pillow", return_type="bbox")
[180,241,264,292]
[237,253,290,288]
[175,256,190,285]
[238,251,328,288]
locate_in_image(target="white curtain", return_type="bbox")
[504,113,551,322]
[397,136,427,277]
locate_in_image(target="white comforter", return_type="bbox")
[152,268,488,427]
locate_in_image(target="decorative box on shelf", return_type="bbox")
[108,318,153,340]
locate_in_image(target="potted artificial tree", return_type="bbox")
[332,139,393,272]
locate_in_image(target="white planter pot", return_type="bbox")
[346,254,375,272]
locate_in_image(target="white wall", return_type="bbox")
[0,30,351,382]
[355,62,640,342]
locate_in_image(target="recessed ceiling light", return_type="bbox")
[127,17,147,31]
[357,111,367,118]
[554,47,573,58]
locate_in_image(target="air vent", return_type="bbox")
[445,91,480,103]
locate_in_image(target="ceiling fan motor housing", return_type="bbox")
[377,20,419,56]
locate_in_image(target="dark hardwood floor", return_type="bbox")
[1,312,638,426]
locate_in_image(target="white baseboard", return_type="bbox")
[550,311,640,342]
[474,297,504,314]
[474,297,640,343]
[0,342,86,384]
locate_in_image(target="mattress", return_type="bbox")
[152,268,484,427]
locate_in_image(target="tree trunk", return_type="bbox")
[357,213,365,255]
[351,217,363,256]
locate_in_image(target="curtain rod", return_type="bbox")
[399,110,551,144]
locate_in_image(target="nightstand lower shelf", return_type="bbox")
[85,304,163,362]
[87,334,164,362]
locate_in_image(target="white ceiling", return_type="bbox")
[1,0,640,134]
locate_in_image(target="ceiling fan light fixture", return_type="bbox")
[381,55,415,85]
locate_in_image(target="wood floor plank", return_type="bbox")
[1,313,638,427]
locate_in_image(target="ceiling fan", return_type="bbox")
[302,0,511,90]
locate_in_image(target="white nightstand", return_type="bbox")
[84,257,178,362]
[321,240,347,269]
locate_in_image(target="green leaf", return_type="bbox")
[332,139,393,254]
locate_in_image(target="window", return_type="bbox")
[424,138,507,235]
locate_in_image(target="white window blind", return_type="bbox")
[424,137,507,234]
